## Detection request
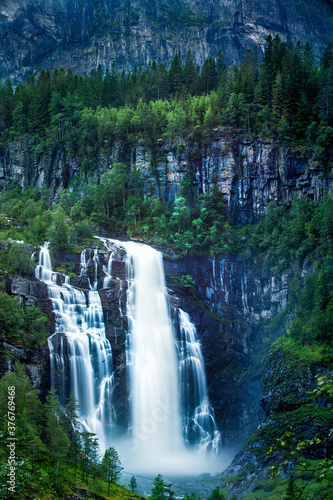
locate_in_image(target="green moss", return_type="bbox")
[221,474,246,484]
[271,336,333,367]
[246,403,333,448]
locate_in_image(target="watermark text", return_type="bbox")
[7,386,16,493]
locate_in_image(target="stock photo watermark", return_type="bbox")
[130,398,178,451]
[7,385,16,493]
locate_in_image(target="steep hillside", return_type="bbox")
[0,0,333,82]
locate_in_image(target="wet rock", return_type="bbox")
[99,279,129,433]
[1,134,331,220]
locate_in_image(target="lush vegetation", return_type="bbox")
[0,36,332,153]
[0,35,333,499]
[0,363,143,499]
[0,36,332,255]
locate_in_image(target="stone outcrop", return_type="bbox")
[219,344,333,497]
[1,135,331,224]
[0,0,332,83]
[164,253,291,446]
[0,273,52,395]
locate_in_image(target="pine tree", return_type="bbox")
[130,475,138,492]
[184,50,198,95]
[69,430,82,477]
[65,391,80,433]
[150,474,167,500]
[80,431,98,485]
[102,446,123,495]
[0,80,13,138]
[165,482,175,499]
[207,487,225,500]
[30,68,51,133]
[47,206,70,253]
[169,52,183,94]
[198,55,218,94]
[284,474,300,499]
[44,388,69,487]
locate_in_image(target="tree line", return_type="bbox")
[0,36,332,154]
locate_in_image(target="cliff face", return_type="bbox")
[1,242,290,448]
[0,0,332,82]
[0,272,53,395]
[220,344,333,497]
[0,134,330,224]
[164,253,291,447]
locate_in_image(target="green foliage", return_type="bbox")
[172,274,196,295]
[0,243,34,276]
[0,291,24,339]
[207,487,225,500]
[0,289,48,346]
[0,364,139,499]
[261,377,333,500]
[44,387,69,489]
[130,475,137,493]
[150,474,167,500]
[0,37,332,152]
[47,206,70,253]
[101,446,123,495]
[156,3,207,28]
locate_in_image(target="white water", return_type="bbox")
[36,244,115,450]
[37,239,224,475]
[101,238,222,476]
[103,249,114,289]
[124,241,182,453]
[179,309,221,453]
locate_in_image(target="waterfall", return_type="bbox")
[179,309,221,453]
[36,244,115,450]
[37,238,222,474]
[123,241,182,456]
[103,249,114,289]
[100,238,221,475]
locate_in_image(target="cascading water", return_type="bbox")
[36,244,115,450]
[37,237,222,474]
[103,249,114,289]
[124,241,182,456]
[100,238,221,475]
[179,308,221,453]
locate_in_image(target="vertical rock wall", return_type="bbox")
[0,135,330,225]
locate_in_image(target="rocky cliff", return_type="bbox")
[0,134,330,224]
[220,342,333,497]
[0,240,291,450]
[0,0,332,83]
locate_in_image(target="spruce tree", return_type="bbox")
[44,388,69,487]
[80,431,98,484]
[102,446,123,495]
[150,474,167,500]
[169,52,183,94]
[198,56,218,94]
[184,50,198,95]
[130,475,138,492]
[284,474,300,499]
